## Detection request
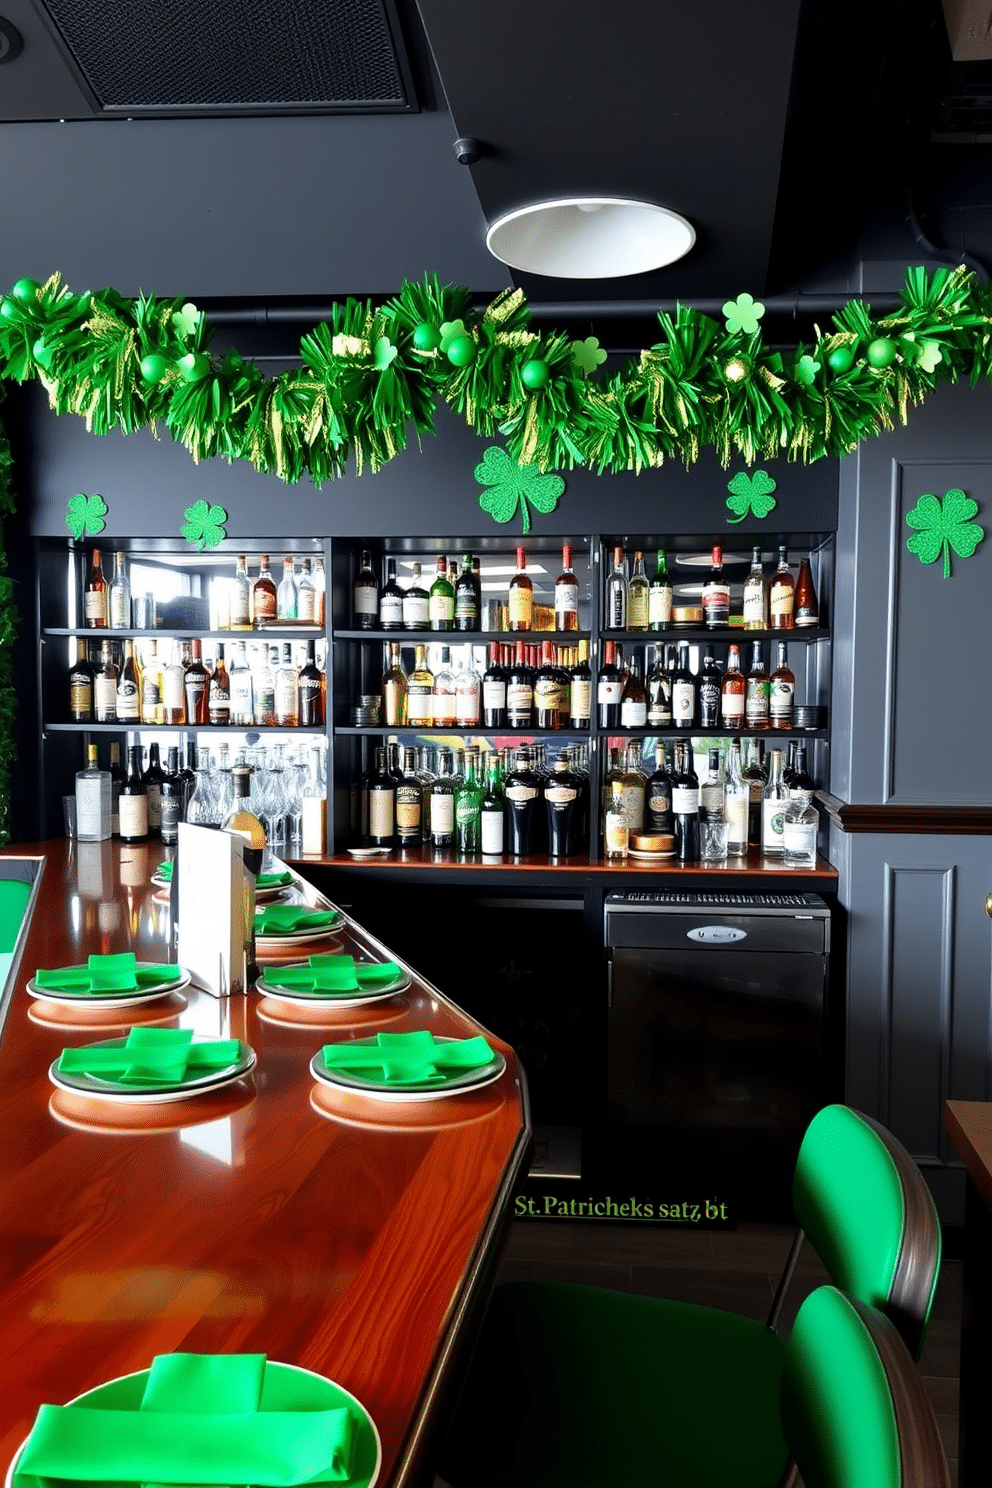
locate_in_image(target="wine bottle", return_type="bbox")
[620,655,648,728]
[299,641,323,725]
[119,744,149,843]
[428,747,455,847]
[507,641,533,729]
[183,640,209,725]
[769,546,795,630]
[483,643,507,728]
[698,648,722,728]
[554,544,580,632]
[596,639,622,728]
[569,639,592,730]
[108,551,131,629]
[141,640,163,725]
[761,747,788,856]
[649,550,673,630]
[671,642,696,730]
[769,640,795,729]
[794,556,819,628]
[480,751,505,856]
[115,638,141,723]
[701,544,730,628]
[142,742,165,837]
[428,556,455,631]
[606,545,628,630]
[379,558,405,630]
[353,549,378,630]
[508,546,533,632]
[275,643,299,727]
[720,644,746,729]
[505,747,540,855]
[455,552,481,632]
[160,746,183,847]
[84,548,108,628]
[368,747,396,847]
[208,643,231,726]
[627,551,649,632]
[545,750,583,858]
[645,743,673,833]
[535,640,565,729]
[402,563,430,630]
[672,740,700,863]
[253,554,278,625]
[68,639,95,722]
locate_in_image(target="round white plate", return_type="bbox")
[256,966,411,1006]
[626,848,678,860]
[48,1037,256,1104]
[27,966,191,1009]
[347,846,391,859]
[256,924,344,947]
[675,551,751,567]
[310,1037,505,1103]
[6,1360,380,1488]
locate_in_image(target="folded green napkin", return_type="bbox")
[255,905,339,935]
[18,1352,355,1485]
[35,952,180,995]
[57,1028,242,1088]
[157,862,292,889]
[266,954,401,995]
[321,1029,495,1086]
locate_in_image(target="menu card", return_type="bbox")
[176,823,254,998]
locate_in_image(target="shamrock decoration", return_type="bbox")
[475,445,565,534]
[66,492,108,539]
[905,488,984,578]
[571,336,608,376]
[439,320,470,352]
[373,336,398,370]
[795,355,821,387]
[726,470,777,524]
[722,293,765,336]
[171,302,202,340]
[181,499,228,550]
[916,339,943,374]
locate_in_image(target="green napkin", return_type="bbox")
[266,954,401,995]
[17,1352,355,1485]
[57,1028,243,1088]
[155,860,175,882]
[321,1029,495,1086]
[255,905,339,935]
[158,862,290,889]
[35,952,180,995]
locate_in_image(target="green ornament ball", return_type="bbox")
[867,337,897,369]
[521,358,549,390]
[12,278,41,306]
[0,298,20,323]
[828,345,855,374]
[178,351,210,383]
[412,322,441,352]
[446,334,476,367]
[139,353,171,384]
[32,336,54,369]
[724,354,751,384]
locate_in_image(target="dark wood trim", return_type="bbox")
[817,792,992,835]
[850,1298,951,1488]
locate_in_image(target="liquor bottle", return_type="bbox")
[119,744,149,843]
[455,746,484,854]
[627,551,650,632]
[223,641,250,726]
[396,747,423,848]
[794,556,819,628]
[698,648,722,728]
[783,738,800,788]
[230,554,252,629]
[208,643,231,725]
[221,764,266,858]
[783,789,819,866]
[789,743,817,800]
[407,645,434,727]
[108,551,131,629]
[387,740,404,789]
[769,641,795,729]
[108,740,124,836]
[761,747,788,856]
[254,647,277,726]
[253,554,278,625]
[507,641,533,729]
[428,646,455,726]
[402,562,430,630]
[742,737,767,847]
[296,558,317,624]
[379,558,404,630]
[312,556,326,627]
[178,740,198,818]
[352,549,378,630]
[645,743,673,833]
[596,639,622,728]
[618,744,646,835]
[554,544,580,632]
[68,639,95,722]
[702,544,730,628]
[671,642,696,730]
[720,644,746,729]
[160,746,183,848]
[455,653,482,727]
[606,545,628,630]
[745,641,770,730]
[535,641,565,729]
[161,640,186,725]
[545,750,583,858]
[141,640,163,725]
[725,740,749,855]
[143,742,165,837]
[275,643,299,726]
[603,781,629,861]
[769,546,795,630]
[382,642,408,726]
[672,740,700,863]
[94,640,117,723]
[368,747,395,847]
[428,556,455,631]
[276,557,298,620]
[570,639,592,730]
[482,643,507,728]
[183,639,209,725]
[620,655,648,728]
[698,748,727,861]
[75,743,111,842]
[455,552,481,631]
[480,751,505,856]
[299,641,323,725]
[115,638,140,724]
[742,546,767,629]
[505,748,540,855]
[84,548,108,628]
[508,546,533,632]
[645,645,672,728]
[649,550,673,630]
[428,747,456,847]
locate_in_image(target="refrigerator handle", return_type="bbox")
[607,953,613,1009]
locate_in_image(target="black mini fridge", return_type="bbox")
[604,891,831,1218]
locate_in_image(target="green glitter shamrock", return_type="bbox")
[722,293,765,335]
[475,445,565,534]
[373,335,398,370]
[171,302,202,340]
[795,354,821,387]
[571,336,608,376]
[726,470,777,524]
[181,499,228,550]
[65,492,108,539]
[905,488,984,578]
[439,319,470,351]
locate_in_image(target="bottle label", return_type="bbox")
[748,780,764,804]
[379,595,403,625]
[146,783,162,830]
[508,588,532,626]
[481,809,504,855]
[70,678,94,715]
[163,671,185,711]
[628,590,649,629]
[700,783,724,814]
[597,680,622,704]
[84,591,106,623]
[570,678,591,720]
[115,681,139,721]
[456,799,479,824]
[75,777,106,838]
[354,587,377,616]
[702,582,730,612]
[555,587,578,616]
[429,594,454,623]
[396,790,421,832]
[770,680,795,721]
[699,680,721,717]
[254,589,277,620]
[672,786,699,814]
[770,581,794,618]
[186,678,207,718]
[506,682,532,714]
[608,592,626,629]
[297,588,316,623]
[794,606,818,628]
[407,688,433,726]
[455,593,478,622]
[605,812,629,856]
[455,689,481,726]
[743,587,766,623]
[534,680,563,711]
[545,786,578,804]
[619,785,644,830]
[230,590,251,627]
[620,699,647,727]
[109,592,130,628]
[506,784,538,801]
[403,595,429,627]
[649,587,672,625]
[725,793,748,850]
[721,693,745,721]
[430,794,454,835]
[119,794,148,838]
[94,676,117,718]
[483,680,507,710]
[431,688,456,723]
[762,798,786,848]
[746,681,770,723]
[671,682,695,721]
[370,791,394,840]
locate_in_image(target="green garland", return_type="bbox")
[0,397,16,846]
[1,265,991,484]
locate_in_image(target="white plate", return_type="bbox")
[256,966,411,1006]
[675,551,751,567]
[256,925,344,947]
[626,848,678,859]
[27,966,191,1009]
[347,846,391,859]
[310,1037,505,1102]
[48,1037,256,1104]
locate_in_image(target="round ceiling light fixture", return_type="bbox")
[485,196,695,279]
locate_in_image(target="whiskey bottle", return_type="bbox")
[161,640,187,725]
[698,648,722,728]
[407,644,434,727]
[769,641,795,729]
[379,558,405,630]
[382,641,408,726]
[115,638,141,723]
[160,747,183,848]
[108,551,131,629]
[69,639,95,722]
[396,748,423,847]
[402,562,430,630]
[745,641,770,730]
[646,645,672,728]
[627,550,650,632]
[645,743,674,833]
[720,643,746,729]
[769,546,795,630]
[508,547,533,632]
[252,554,278,625]
[605,545,628,630]
[554,544,580,632]
[84,548,108,628]
[183,640,209,725]
[352,549,378,630]
[428,556,455,631]
[649,550,673,630]
[701,544,730,628]
[208,644,231,726]
[618,744,646,834]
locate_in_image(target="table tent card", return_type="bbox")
[176,823,255,997]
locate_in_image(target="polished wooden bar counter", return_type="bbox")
[0,840,531,1488]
